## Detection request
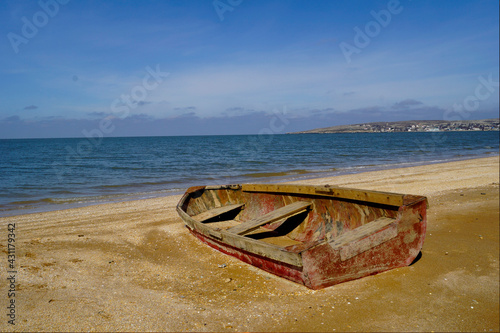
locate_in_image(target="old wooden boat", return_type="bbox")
[176,184,427,289]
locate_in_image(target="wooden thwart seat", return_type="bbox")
[227,201,312,236]
[329,217,398,261]
[191,203,245,222]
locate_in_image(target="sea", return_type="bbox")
[0,131,498,217]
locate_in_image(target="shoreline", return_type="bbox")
[289,155,499,195]
[1,154,498,218]
[277,153,499,190]
[0,156,498,331]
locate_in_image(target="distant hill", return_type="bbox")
[289,119,500,134]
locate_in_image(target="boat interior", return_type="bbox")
[190,201,311,247]
[181,184,405,251]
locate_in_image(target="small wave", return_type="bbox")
[110,166,144,171]
[51,190,77,195]
[100,184,136,189]
[99,179,187,189]
[242,169,310,178]
[9,199,42,206]
[307,168,338,173]
[10,196,96,206]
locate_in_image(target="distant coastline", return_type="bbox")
[289,118,500,134]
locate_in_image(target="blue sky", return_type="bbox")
[0,0,498,138]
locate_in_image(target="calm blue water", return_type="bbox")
[0,131,498,216]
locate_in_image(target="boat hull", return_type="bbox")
[177,184,427,289]
[188,228,307,285]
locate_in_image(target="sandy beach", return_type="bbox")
[0,156,498,332]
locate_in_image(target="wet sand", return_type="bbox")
[0,156,498,332]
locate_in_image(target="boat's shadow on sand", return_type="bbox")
[410,251,423,266]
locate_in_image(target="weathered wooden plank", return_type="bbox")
[203,219,241,230]
[227,201,312,235]
[329,217,397,261]
[250,233,303,247]
[219,230,303,267]
[204,184,241,190]
[191,203,244,222]
[241,184,404,207]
